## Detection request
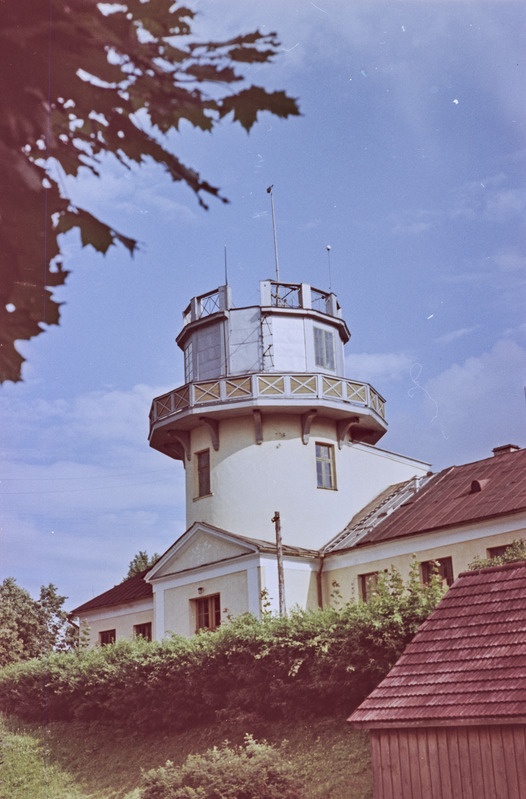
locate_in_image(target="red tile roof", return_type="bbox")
[353,446,526,548]
[71,570,153,615]
[348,559,526,728]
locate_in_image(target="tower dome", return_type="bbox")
[149,280,423,548]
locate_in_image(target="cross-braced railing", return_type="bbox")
[150,373,386,424]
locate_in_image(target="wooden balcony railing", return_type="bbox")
[150,373,386,424]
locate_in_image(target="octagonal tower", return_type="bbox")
[149,280,427,549]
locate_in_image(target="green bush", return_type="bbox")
[139,735,304,799]
[0,562,445,730]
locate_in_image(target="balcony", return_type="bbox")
[149,372,387,449]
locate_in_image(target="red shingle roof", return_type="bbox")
[354,447,526,547]
[348,560,526,728]
[71,570,152,615]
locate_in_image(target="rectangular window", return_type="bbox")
[99,629,116,646]
[420,557,454,587]
[196,449,211,497]
[359,572,379,602]
[487,545,511,559]
[316,443,336,490]
[195,594,221,632]
[314,327,335,371]
[184,342,193,382]
[134,622,152,641]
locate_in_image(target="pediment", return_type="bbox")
[150,525,256,578]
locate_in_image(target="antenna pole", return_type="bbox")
[224,244,228,286]
[267,185,280,282]
[326,245,332,292]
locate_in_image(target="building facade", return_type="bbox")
[71,281,526,645]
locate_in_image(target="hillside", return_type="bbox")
[0,714,371,799]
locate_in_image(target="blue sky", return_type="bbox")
[1,0,525,609]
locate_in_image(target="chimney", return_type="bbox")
[492,444,520,457]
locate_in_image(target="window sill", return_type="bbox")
[193,493,213,502]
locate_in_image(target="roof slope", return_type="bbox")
[323,477,429,553]
[71,570,153,614]
[348,560,526,728]
[353,446,526,547]
[72,525,319,614]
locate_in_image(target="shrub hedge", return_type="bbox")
[139,735,304,799]
[0,564,444,730]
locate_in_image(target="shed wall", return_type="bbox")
[370,725,526,799]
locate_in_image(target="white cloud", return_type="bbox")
[390,209,438,235]
[493,248,526,273]
[346,351,413,383]
[59,160,197,228]
[384,339,526,469]
[436,325,480,345]
[0,383,186,607]
[484,189,526,222]
[450,175,526,223]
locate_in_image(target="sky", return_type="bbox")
[1,0,526,610]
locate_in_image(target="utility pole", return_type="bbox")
[272,511,286,615]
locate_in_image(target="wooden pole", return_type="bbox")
[272,511,286,615]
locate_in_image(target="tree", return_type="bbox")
[125,550,159,580]
[0,1,299,383]
[0,578,75,666]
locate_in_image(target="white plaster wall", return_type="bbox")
[163,569,249,637]
[79,603,153,648]
[158,531,251,575]
[344,442,430,519]
[259,557,319,613]
[186,414,428,549]
[321,519,526,605]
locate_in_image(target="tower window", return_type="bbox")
[314,327,335,371]
[195,594,221,632]
[196,449,211,497]
[316,443,336,490]
[184,342,193,382]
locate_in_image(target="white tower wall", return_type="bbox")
[184,414,428,549]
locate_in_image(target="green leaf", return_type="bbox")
[219,87,301,131]
[0,2,299,381]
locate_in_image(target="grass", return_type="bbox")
[0,713,372,799]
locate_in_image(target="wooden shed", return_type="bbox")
[348,560,526,799]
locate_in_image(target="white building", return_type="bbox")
[72,281,526,645]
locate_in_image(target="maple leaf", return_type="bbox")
[0,1,299,382]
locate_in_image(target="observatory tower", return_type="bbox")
[149,280,427,549]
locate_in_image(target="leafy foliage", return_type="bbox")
[125,550,160,580]
[0,1,299,382]
[469,538,526,569]
[0,564,444,728]
[140,735,304,799]
[0,578,75,666]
